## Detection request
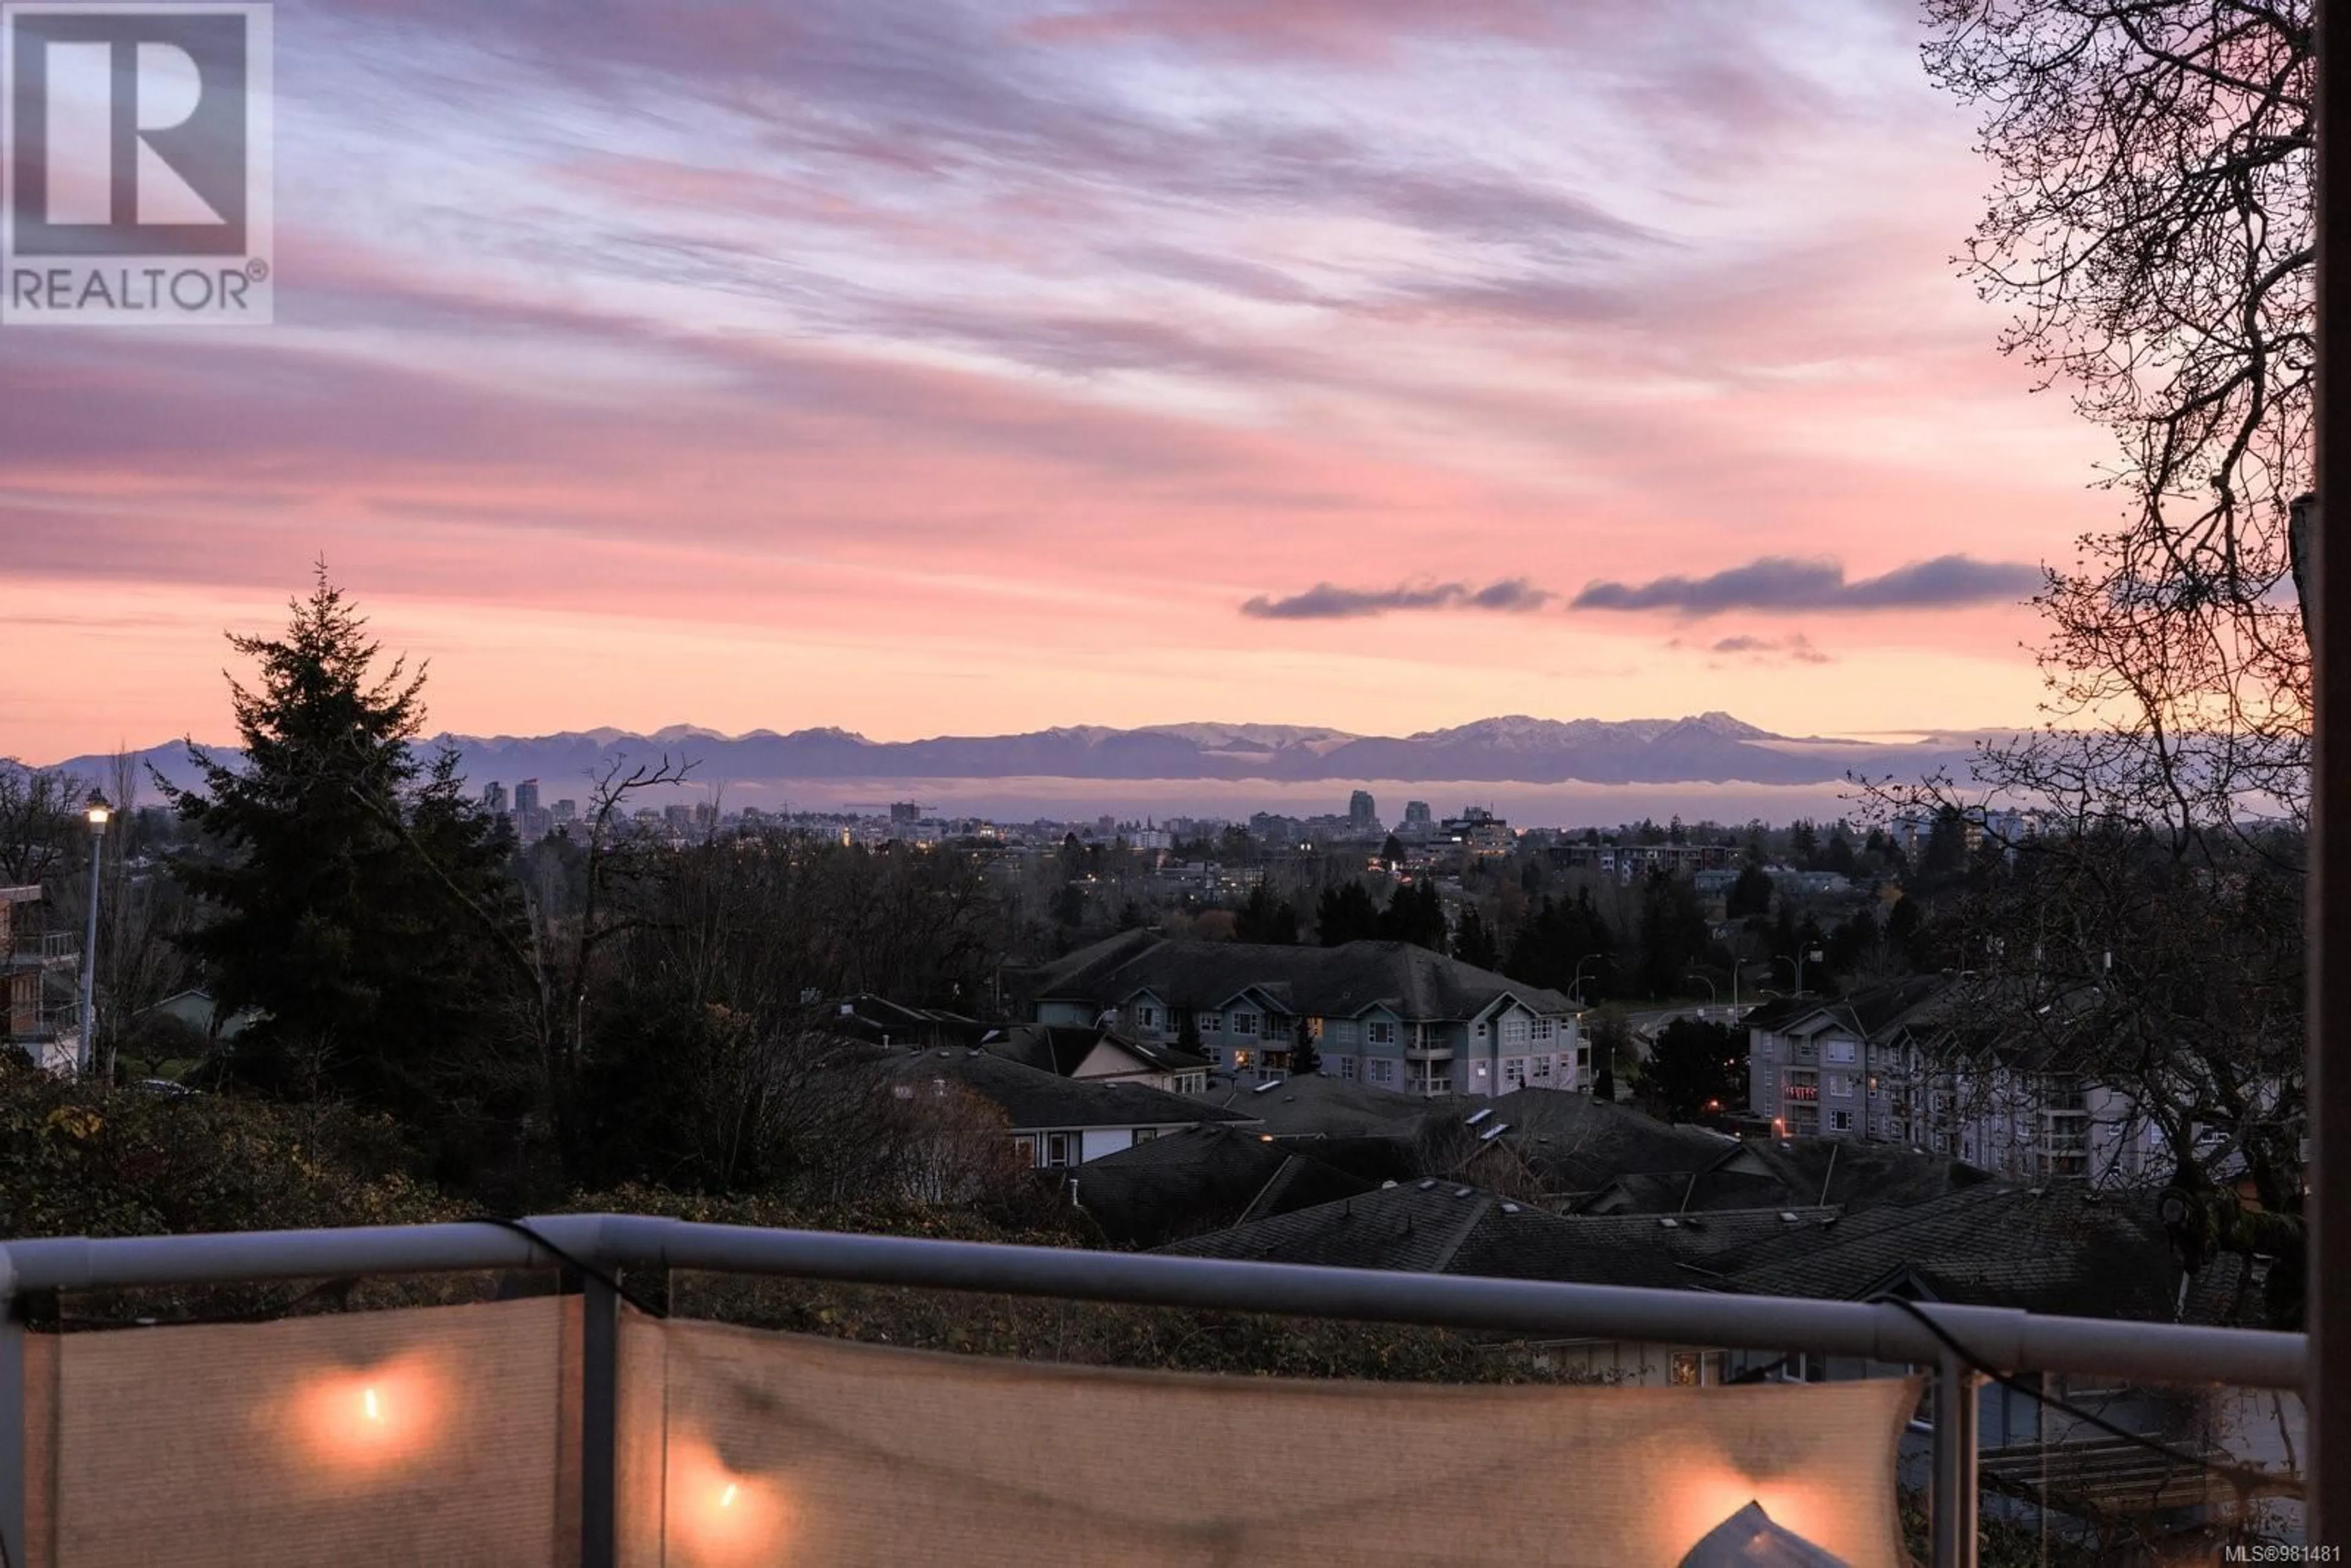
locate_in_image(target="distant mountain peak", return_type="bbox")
[45,710,1981,796]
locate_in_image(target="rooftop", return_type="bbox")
[1020,932,1576,1021]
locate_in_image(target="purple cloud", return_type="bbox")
[1574,555,2042,615]
[1242,577,1552,620]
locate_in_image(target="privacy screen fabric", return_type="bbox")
[23,1295,577,1567]
[20,1302,1916,1566]
[620,1315,1919,1568]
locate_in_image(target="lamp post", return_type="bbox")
[1685,970,1718,1012]
[1572,953,1607,1007]
[78,789,109,1076]
[1774,947,1825,996]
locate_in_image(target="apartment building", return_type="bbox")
[1745,978,2167,1183]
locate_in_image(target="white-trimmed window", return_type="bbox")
[1339,1055,1357,1081]
[1531,1056,1552,1081]
[1199,1013,1222,1034]
[1502,1016,1529,1048]
[1365,1020,1396,1046]
[1330,1019,1359,1045]
[1502,1057,1527,1089]
[1826,1073,1854,1099]
[1044,1132,1077,1167]
[1532,1018,1554,1042]
[1369,1058,1395,1085]
[1136,1005,1158,1029]
[1233,1012,1259,1037]
[1831,1110,1854,1132]
[1825,1039,1858,1065]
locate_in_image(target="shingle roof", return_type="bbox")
[986,1025,1100,1076]
[1022,935,1575,1021]
[1101,1031,1210,1075]
[1579,1138,1996,1217]
[1477,1087,1744,1191]
[1715,1182,2250,1324]
[1739,977,1949,1040]
[1731,1139,1997,1214]
[990,1026,1209,1079]
[877,1049,1256,1134]
[827,994,990,1047]
[1186,1074,1444,1138]
[1156,1181,1840,1291]
[1068,1124,1375,1247]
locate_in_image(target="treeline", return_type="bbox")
[11,576,1023,1212]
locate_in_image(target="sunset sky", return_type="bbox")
[2,0,2125,764]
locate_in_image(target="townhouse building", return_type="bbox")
[1019,931,1583,1098]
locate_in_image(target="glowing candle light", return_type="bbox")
[719,1483,739,1509]
[362,1387,381,1422]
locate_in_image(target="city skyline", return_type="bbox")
[4,0,2112,762]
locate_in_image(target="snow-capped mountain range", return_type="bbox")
[51,713,1991,795]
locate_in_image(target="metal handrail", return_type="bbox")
[0,1214,2311,1568]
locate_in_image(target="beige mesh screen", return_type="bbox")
[19,1298,1920,1566]
[621,1315,1921,1568]
[23,1294,577,1568]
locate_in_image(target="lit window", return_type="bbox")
[1232,1049,1252,1070]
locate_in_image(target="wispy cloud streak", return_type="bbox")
[1573,555,2042,615]
[1241,577,1553,620]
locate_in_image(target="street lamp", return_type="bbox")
[1772,947,1826,996]
[1685,970,1718,1008]
[1572,953,1608,1007]
[78,790,109,1076]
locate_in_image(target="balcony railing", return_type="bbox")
[0,1215,2307,1568]
[3,932,75,966]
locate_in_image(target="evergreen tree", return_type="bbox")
[1633,871,1709,999]
[1315,882,1382,945]
[1234,883,1299,944]
[1726,863,1774,919]
[1376,879,1447,951]
[163,571,519,1150]
[1643,1017,1745,1122]
[1452,904,1500,970]
[1288,1015,1321,1077]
